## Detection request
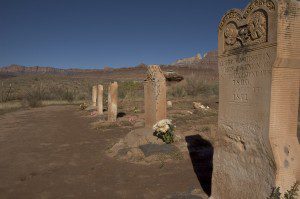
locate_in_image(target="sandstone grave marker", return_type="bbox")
[92,85,97,107]
[269,0,300,193]
[108,82,118,122]
[212,0,299,198]
[97,84,103,115]
[144,65,167,128]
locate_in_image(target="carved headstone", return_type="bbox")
[144,65,167,128]
[108,82,118,122]
[97,84,103,115]
[212,0,299,198]
[92,85,97,107]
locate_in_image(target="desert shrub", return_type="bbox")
[23,85,45,107]
[185,74,218,96]
[61,90,75,102]
[168,74,218,98]
[77,93,87,100]
[185,76,203,96]
[43,86,75,102]
[23,84,77,107]
[168,83,187,98]
[118,81,143,100]
[208,83,219,95]
[1,74,99,103]
[268,182,299,199]
[53,88,75,102]
[0,82,14,102]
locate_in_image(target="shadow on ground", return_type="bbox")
[185,135,214,196]
[117,112,126,118]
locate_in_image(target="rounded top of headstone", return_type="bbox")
[219,0,276,31]
[218,0,278,54]
[146,65,166,82]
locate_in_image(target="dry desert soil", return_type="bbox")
[0,105,210,199]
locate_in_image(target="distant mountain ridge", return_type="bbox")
[172,50,218,70]
[0,50,218,75]
[0,64,104,75]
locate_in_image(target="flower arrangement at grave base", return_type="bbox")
[153,119,175,144]
[80,103,88,110]
[133,106,139,113]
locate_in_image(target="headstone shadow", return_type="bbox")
[185,135,213,196]
[117,112,126,118]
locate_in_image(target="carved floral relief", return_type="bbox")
[224,11,267,50]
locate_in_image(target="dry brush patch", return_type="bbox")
[0,74,108,108]
[168,74,219,99]
[0,101,23,115]
[0,74,105,102]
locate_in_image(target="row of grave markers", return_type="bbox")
[91,82,118,122]
[91,65,167,126]
[89,0,299,197]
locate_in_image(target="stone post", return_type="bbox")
[97,84,103,115]
[144,65,167,128]
[108,82,118,122]
[269,0,300,192]
[92,85,97,107]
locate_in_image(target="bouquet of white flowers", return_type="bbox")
[80,103,88,110]
[153,119,175,144]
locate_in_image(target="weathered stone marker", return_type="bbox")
[269,0,300,193]
[144,65,167,128]
[212,0,299,198]
[108,82,118,122]
[92,85,97,107]
[97,84,103,115]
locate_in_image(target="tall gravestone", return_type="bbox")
[269,0,300,193]
[108,82,118,122]
[97,84,103,115]
[144,65,167,128]
[92,85,97,107]
[212,0,299,198]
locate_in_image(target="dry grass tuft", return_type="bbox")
[0,101,22,115]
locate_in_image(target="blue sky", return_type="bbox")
[0,0,249,69]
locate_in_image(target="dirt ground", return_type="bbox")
[0,105,211,199]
